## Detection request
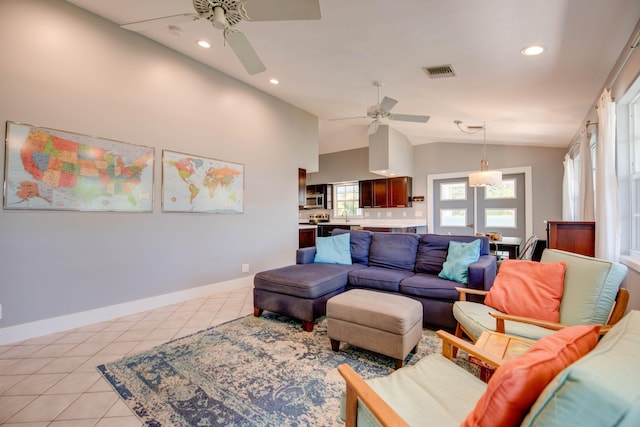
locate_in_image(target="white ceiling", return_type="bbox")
[65,0,640,154]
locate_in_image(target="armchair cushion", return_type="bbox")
[523,310,640,426]
[462,324,601,427]
[541,249,627,325]
[484,260,566,323]
[438,239,482,284]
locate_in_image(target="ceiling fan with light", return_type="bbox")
[121,0,321,75]
[331,81,431,135]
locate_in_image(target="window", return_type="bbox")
[630,95,640,254]
[440,209,466,227]
[485,179,516,199]
[485,208,517,228]
[440,181,467,200]
[334,182,362,217]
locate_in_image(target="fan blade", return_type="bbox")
[388,113,430,123]
[329,116,368,121]
[121,13,198,31]
[378,96,398,114]
[243,0,321,21]
[224,27,266,75]
[368,120,381,135]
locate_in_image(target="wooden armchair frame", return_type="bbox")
[338,330,503,427]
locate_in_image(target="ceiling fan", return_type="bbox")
[331,81,431,135]
[121,0,321,75]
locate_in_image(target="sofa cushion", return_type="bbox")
[438,239,481,284]
[348,267,415,292]
[331,228,373,265]
[314,233,352,265]
[462,324,601,427]
[254,263,365,299]
[484,259,566,323]
[523,310,640,427]
[399,273,461,300]
[415,239,449,274]
[368,233,420,271]
[420,233,491,256]
[540,249,627,325]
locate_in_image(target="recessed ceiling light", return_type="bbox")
[197,40,211,49]
[269,78,279,85]
[521,45,545,56]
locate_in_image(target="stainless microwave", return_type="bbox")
[305,193,324,208]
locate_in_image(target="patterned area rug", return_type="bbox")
[98,313,477,426]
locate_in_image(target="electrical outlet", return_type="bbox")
[377,212,381,217]
[0,304,3,320]
[415,211,423,217]
[386,212,392,217]
[364,212,370,217]
[403,211,407,217]
[242,264,249,273]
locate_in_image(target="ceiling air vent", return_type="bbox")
[423,64,456,79]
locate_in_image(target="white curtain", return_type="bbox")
[577,130,595,221]
[562,152,576,220]
[595,89,620,261]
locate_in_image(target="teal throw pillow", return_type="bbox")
[314,232,352,265]
[438,239,482,284]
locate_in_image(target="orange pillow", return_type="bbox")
[462,324,601,427]
[484,260,566,323]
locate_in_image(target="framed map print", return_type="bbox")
[3,121,154,212]
[162,150,244,213]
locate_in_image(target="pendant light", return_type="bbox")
[455,120,502,187]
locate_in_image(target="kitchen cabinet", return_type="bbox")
[388,176,412,207]
[299,227,316,248]
[306,184,333,209]
[363,226,417,233]
[359,177,412,208]
[317,224,352,237]
[546,221,595,257]
[298,168,306,209]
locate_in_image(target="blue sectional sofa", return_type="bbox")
[253,229,497,331]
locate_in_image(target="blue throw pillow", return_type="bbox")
[314,233,352,265]
[438,239,481,284]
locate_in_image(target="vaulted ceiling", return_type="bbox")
[66,0,640,153]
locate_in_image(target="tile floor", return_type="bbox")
[0,284,254,426]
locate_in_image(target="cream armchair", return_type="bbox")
[453,249,628,343]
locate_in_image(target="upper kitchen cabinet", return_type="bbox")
[305,184,333,209]
[388,176,412,208]
[298,168,307,209]
[359,177,412,208]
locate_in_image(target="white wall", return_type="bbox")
[0,0,319,329]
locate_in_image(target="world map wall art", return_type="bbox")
[161,150,244,214]
[3,121,154,212]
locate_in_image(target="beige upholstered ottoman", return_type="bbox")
[327,289,423,368]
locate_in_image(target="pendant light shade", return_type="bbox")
[455,120,502,187]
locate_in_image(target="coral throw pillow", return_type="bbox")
[462,324,601,427]
[485,260,566,323]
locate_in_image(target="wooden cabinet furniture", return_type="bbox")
[317,224,352,237]
[298,227,316,248]
[305,184,333,209]
[388,176,412,207]
[359,177,412,208]
[546,221,595,257]
[298,168,306,209]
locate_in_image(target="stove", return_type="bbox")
[308,213,330,224]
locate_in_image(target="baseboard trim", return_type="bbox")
[0,276,254,346]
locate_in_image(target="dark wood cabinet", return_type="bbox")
[306,184,333,209]
[298,168,306,209]
[317,224,352,237]
[359,176,412,208]
[388,177,412,207]
[546,221,595,257]
[299,227,316,248]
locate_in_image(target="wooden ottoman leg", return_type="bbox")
[302,320,315,332]
[253,307,263,317]
[330,338,340,352]
[395,359,404,370]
